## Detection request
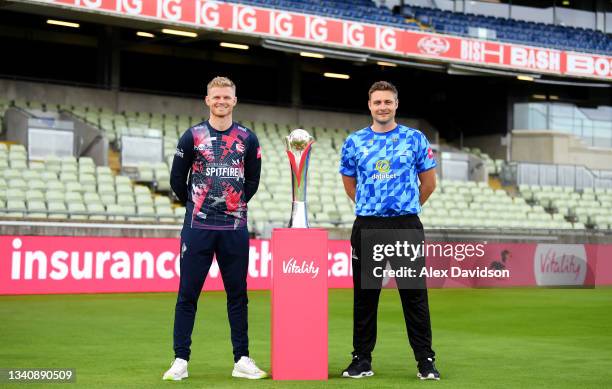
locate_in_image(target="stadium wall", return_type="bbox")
[511,130,612,170]
[462,134,507,160]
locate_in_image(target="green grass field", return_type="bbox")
[1,288,612,388]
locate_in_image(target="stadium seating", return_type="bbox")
[420,179,578,230]
[518,184,612,230]
[2,98,607,232]
[0,142,183,224]
[463,147,505,176]
[226,0,610,55]
[406,5,611,55]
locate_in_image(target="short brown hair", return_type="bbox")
[207,76,236,94]
[368,81,398,100]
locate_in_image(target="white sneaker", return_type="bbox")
[232,356,267,379]
[162,358,188,381]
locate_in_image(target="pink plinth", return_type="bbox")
[271,228,328,380]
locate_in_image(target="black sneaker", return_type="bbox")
[417,357,440,380]
[341,355,374,378]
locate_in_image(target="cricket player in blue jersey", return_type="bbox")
[339,81,440,380]
[162,77,266,381]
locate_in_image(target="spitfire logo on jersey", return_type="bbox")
[372,159,398,180]
[205,165,241,178]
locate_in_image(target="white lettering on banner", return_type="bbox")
[196,0,220,27]
[249,246,259,277]
[10,238,182,281]
[306,16,327,41]
[567,54,612,77]
[116,0,142,15]
[73,252,94,279]
[327,251,351,277]
[96,251,111,279]
[376,27,396,51]
[209,259,220,277]
[233,6,257,32]
[156,251,176,279]
[76,0,102,8]
[134,252,155,279]
[111,251,130,279]
[343,22,364,47]
[25,250,46,280]
[510,47,560,72]
[259,240,271,277]
[157,0,182,21]
[50,251,69,280]
[7,238,349,283]
[282,258,320,278]
[460,40,504,63]
[10,238,22,280]
[270,11,293,37]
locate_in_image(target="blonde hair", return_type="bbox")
[206,76,236,94]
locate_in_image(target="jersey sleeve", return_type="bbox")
[415,132,436,173]
[170,129,194,205]
[339,136,357,177]
[244,131,261,202]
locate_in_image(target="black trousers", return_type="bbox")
[173,227,249,363]
[350,214,435,362]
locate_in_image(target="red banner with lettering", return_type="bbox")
[20,0,612,80]
[1,235,611,295]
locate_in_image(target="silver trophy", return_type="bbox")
[285,129,315,228]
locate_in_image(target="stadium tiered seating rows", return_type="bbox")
[3,98,609,231]
[0,143,183,223]
[60,101,356,230]
[421,180,580,230]
[246,121,355,231]
[519,184,612,230]
[408,5,611,55]
[463,147,505,176]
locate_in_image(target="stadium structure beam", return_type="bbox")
[447,64,542,79]
[369,55,447,71]
[532,78,611,88]
[261,39,370,62]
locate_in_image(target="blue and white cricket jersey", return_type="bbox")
[339,124,436,216]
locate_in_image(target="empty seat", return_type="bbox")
[68,203,88,220]
[47,202,68,220]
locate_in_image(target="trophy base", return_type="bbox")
[288,201,309,228]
